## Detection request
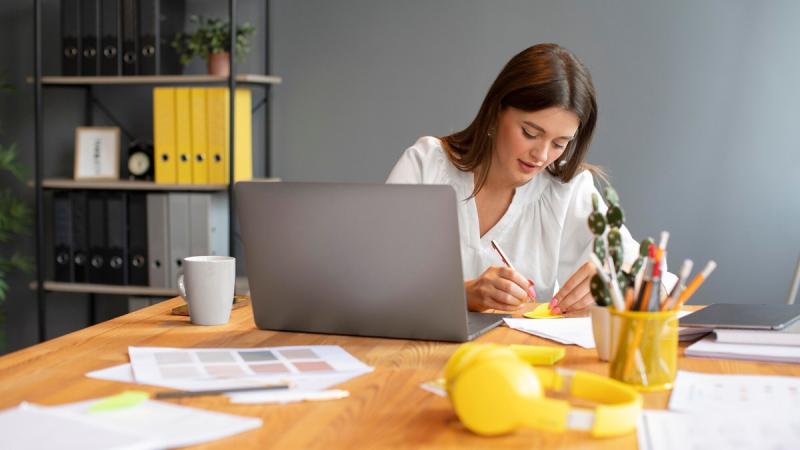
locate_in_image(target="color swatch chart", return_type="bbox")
[129,346,372,382]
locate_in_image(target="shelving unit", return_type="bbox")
[30,276,250,297]
[37,178,228,191]
[28,74,282,86]
[31,0,275,341]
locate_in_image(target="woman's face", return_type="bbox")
[491,106,580,188]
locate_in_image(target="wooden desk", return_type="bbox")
[1,299,799,449]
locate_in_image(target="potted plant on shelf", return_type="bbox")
[172,15,256,76]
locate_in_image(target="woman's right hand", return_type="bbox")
[465,266,535,312]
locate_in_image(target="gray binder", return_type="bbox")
[168,193,190,288]
[189,193,229,257]
[146,193,170,287]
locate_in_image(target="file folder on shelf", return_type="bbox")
[167,193,190,288]
[175,88,193,184]
[138,0,186,75]
[99,0,121,76]
[71,191,89,283]
[146,193,169,288]
[190,88,209,184]
[53,192,73,282]
[87,192,107,284]
[61,0,81,75]
[105,192,128,285]
[153,87,177,183]
[121,0,137,75]
[137,0,157,75]
[128,193,149,286]
[80,0,100,76]
[206,88,253,184]
[189,193,229,257]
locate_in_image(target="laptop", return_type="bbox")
[235,181,508,342]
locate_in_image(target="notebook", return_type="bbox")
[679,303,800,330]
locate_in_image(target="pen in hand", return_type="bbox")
[490,239,536,303]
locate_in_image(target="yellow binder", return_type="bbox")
[153,87,176,183]
[234,88,252,182]
[206,87,252,184]
[207,87,227,184]
[189,88,208,184]
[174,88,193,184]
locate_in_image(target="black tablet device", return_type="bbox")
[679,303,800,330]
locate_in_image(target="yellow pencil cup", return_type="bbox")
[608,309,678,392]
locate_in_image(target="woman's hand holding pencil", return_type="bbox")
[465,240,537,312]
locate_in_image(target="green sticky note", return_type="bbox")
[88,390,149,413]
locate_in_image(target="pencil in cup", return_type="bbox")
[673,261,717,310]
[490,240,536,302]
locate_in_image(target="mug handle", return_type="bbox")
[177,273,187,299]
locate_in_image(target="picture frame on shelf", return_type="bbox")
[74,126,120,180]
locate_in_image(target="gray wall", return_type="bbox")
[2,0,799,352]
[271,0,800,306]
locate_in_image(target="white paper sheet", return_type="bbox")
[668,370,800,411]
[638,409,800,450]
[0,403,152,450]
[88,362,371,396]
[129,345,372,384]
[0,398,261,450]
[51,398,261,448]
[504,317,596,348]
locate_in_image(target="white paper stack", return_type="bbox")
[503,317,595,348]
[638,371,800,450]
[685,336,800,363]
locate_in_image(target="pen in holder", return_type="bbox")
[608,309,678,392]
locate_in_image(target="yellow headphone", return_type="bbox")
[444,343,642,438]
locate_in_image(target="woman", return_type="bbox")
[387,43,657,314]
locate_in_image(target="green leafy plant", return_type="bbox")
[0,144,32,304]
[171,15,256,65]
[0,81,32,309]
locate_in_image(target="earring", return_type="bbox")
[550,158,567,171]
[487,127,496,137]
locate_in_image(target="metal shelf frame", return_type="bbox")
[32,0,273,342]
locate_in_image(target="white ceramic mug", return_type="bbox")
[177,256,236,325]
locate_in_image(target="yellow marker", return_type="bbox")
[88,390,149,413]
[523,303,564,319]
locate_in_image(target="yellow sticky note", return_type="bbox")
[88,390,149,413]
[523,303,564,319]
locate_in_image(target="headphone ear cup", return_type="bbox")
[450,358,543,436]
[444,343,496,389]
[445,344,517,395]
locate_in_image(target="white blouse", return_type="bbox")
[386,136,673,300]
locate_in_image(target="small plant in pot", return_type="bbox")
[172,15,256,76]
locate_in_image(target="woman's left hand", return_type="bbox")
[549,261,596,314]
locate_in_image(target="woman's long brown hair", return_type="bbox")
[443,43,601,198]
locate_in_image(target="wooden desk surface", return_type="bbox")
[1,299,799,449]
